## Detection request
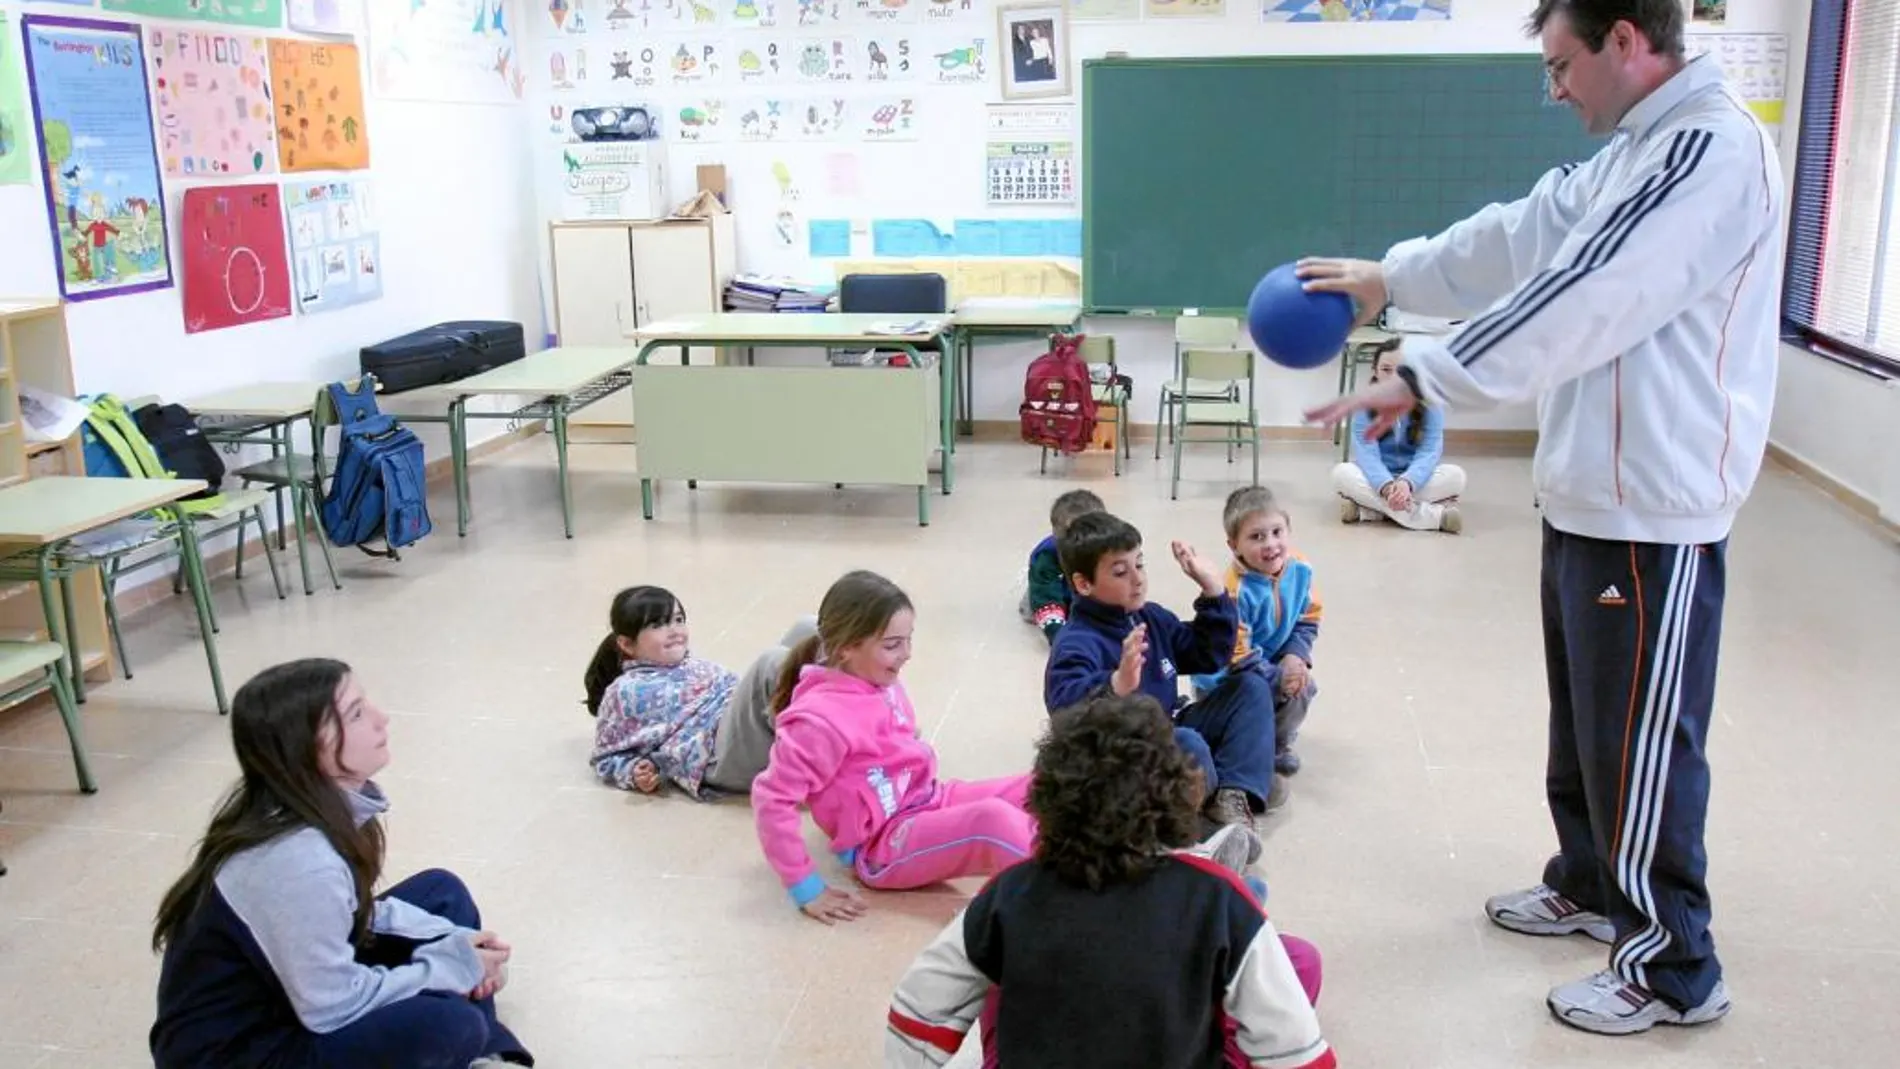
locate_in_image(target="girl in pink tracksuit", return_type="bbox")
[752,570,1036,923]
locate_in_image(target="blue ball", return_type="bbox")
[1247,262,1355,370]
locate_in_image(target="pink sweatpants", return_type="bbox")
[855,774,1036,890]
[977,934,1323,1069]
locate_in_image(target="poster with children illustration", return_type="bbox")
[180,183,293,333]
[102,1,287,30]
[148,27,277,178]
[270,38,371,171]
[284,177,382,314]
[21,15,174,302]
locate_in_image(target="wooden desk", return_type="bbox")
[949,301,1084,437]
[0,476,225,730]
[408,347,640,540]
[626,314,952,526]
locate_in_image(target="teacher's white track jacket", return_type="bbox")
[1384,56,1785,546]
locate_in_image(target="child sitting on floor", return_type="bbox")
[1019,488,1106,644]
[1044,511,1283,836]
[584,585,815,798]
[885,693,1330,1069]
[752,569,1037,924]
[1192,486,1324,776]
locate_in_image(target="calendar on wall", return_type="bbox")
[986,140,1076,206]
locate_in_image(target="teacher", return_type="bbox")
[1300,0,1781,1038]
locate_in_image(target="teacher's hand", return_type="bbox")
[1295,257,1388,328]
[1305,376,1417,440]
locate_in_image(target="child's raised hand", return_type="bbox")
[1112,624,1147,697]
[801,885,869,925]
[1171,540,1223,596]
[632,758,662,794]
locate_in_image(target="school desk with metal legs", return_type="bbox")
[406,347,639,540]
[626,313,953,526]
[0,476,226,732]
[948,302,1084,437]
[183,381,336,595]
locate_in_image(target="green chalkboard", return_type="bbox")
[1082,54,1604,315]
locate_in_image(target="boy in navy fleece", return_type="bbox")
[1043,511,1282,833]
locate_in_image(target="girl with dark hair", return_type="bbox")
[585,585,816,797]
[753,570,1036,924]
[150,659,531,1069]
[1330,346,1467,533]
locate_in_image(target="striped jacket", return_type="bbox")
[1387,55,1784,546]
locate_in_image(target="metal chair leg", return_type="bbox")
[103,558,130,681]
[46,663,96,794]
[306,489,341,591]
[253,507,286,600]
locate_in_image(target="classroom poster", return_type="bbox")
[0,13,34,187]
[288,0,358,35]
[148,26,276,177]
[21,15,173,301]
[1260,0,1451,21]
[101,1,286,29]
[270,38,370,171]
[367,0,524,104]
[1069,0,1140,19]
[284,177,380,313]
[1146,0,1223,17]
[180,184,293,333]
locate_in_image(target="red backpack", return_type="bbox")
[1019,332,1098,454]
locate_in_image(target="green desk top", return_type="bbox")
[628,313,951,346]
[0,476,206,546]
[952,303,1083,329]
[420,346,638,399]
[181,382,326,420]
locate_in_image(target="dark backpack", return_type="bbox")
[1019,332,1098,455]
[319,382,431,558]
[133,403,225,500]
[80,394,230,517]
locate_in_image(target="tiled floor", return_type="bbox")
[1,437,1894,1068]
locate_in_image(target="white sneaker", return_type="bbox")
[1439,505,1463,534]
[1191,821,1263,871]
[1547,970,1731,1036]
[1484,884,1614,943]
[1338,497,1361,524]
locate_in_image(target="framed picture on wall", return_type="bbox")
[998,3,1071,101]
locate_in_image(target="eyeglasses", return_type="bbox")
[1543,44,1587,90]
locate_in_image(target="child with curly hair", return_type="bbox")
[886,693,1330,1069]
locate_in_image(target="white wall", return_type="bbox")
[1766,0,1900,518]
[0,0,544,486]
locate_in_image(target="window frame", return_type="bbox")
[1782,0,1900,380]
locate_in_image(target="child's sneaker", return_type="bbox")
[1484,884,1614,943]
[1265,773,1291,812]
[1338,497,1362,524]
[1547,970,1731,1036]
[1205,787,1257,834]
[1440,505,1463,534]
[1274,748,1301,775]
[1192,821,1263,871]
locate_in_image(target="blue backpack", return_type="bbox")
[319,381,431,558]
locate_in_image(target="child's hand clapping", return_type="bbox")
[1171,540,1223,596]
[1278,655,1309,697]
[466,930,511,1001]
[1112,624,1148,697]
[801,885,869,925]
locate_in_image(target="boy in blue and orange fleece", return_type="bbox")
[1192,485,1322,777]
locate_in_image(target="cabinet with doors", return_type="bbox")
[0,299,114,683]
[549,216,736,440]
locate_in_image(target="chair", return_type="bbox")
[1156,316,1244,459]
[1169,348,1260,501]
[0,639,95,794]
[1038,333,1131,476]
[228,379,367,594]
[837,273,948,364]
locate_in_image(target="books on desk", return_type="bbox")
[724,274,835,313]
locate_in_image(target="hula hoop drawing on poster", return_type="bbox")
[21,15,173,301]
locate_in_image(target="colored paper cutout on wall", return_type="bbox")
[288,0,357,35]
[271,39,369,172]
[284,177,382,314]
[1260,0,1450,22]
[0,13,33,187]
[21,15,174,302]
[872,218,953,256]
[808,219,851,257]
[148,27,276,178]
[102,1,286,29]
[181,183,293,333]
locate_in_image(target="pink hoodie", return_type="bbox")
[752,664,939,904]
